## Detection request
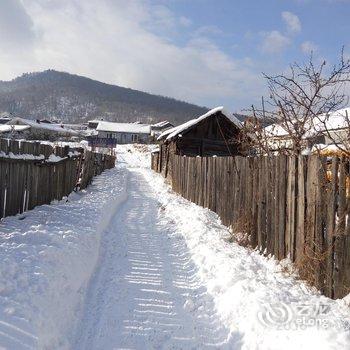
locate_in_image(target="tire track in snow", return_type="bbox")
[73,161,235,349]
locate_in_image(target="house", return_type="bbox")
[88,121,151,147]
[0,112,13,124]
[317,107,350,146]
[151,121,174,138]
[0,116,11,125]
[263,123,296,151]
[157,106,244,157]
[0,125,31,137]
[6,117,79,140]
[263,107,350,152]
[88,119,104,129]
[154,107,246,176]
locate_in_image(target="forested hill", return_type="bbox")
[0,70,209,125]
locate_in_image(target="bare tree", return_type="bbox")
[248,49,350,155]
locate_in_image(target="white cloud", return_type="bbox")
[179,16,192,27]
[282,11,301,34]
[301,41,318,53]
[260,31,291,54]
[0,0,263,109]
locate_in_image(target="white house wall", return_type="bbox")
[98,131,150,144]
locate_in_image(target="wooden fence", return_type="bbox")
[0,139,115,219]
[152,152,350,299]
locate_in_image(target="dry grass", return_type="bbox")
[294,240,333,295]
[228,215,252,248]
[133,144,150,153]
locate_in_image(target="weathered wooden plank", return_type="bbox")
[277,155,287,259]
[333,157,347,298]
[295,155,306,264]
[315,157,328,291]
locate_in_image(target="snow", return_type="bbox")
[96,121,151,134]
[0,125,30,133]
[0,151,79,162]
[0,144,349,349]
[157,126,176,140]
[0,151,45,161]
[264,106,350,139]
[152,121,171,128]
[7,117,78,135]
[316,108,350,131]
[264,123,290,137]
[0,167,126,349]
[158,106,242,141]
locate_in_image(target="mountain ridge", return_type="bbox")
[0,70,209,125]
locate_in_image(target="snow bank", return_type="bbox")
[0,151,81,162]
[121,145,350,350]
[1,144,349,349]
[0,166,124,349]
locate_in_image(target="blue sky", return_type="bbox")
[161,0,350,74]
[0,0,349,112]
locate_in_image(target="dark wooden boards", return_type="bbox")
[152,152,350,299]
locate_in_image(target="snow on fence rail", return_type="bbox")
[0,138,115,219]
[152,151,350,299]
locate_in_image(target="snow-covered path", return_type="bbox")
[74,166,233,349]
[1,145,350,349]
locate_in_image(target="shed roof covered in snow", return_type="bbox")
[158,106,242,142]
[96,121,151,134]
[156,106,246,157]
[153,121,170,128]
[151,121,174,131]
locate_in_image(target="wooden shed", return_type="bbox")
[154,106,247,176]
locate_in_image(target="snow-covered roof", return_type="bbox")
[157,127,177,140]
[7,117,78,135]
[0,125,31,133]
[264,123,290,138]
[96,121,151,134]
[152,121,172,128]
[158,106,242,141]
[315,108,350,131]
[264,107,350,139]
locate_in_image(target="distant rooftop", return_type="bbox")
[96,121,151,134]
[7,117,78,135]
[0,125,30,133]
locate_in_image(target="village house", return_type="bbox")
[6,117,79,140]
[154,106,246,175]
[157,106,244,156]
[88,121,151,147]
[150,121,174,138]
[0,117,11,125]
[0,112,13,125]
[263,107,350,153]
[87,119,103,129]
[0,124,31,137]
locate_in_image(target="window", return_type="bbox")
[132,134,139,142]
